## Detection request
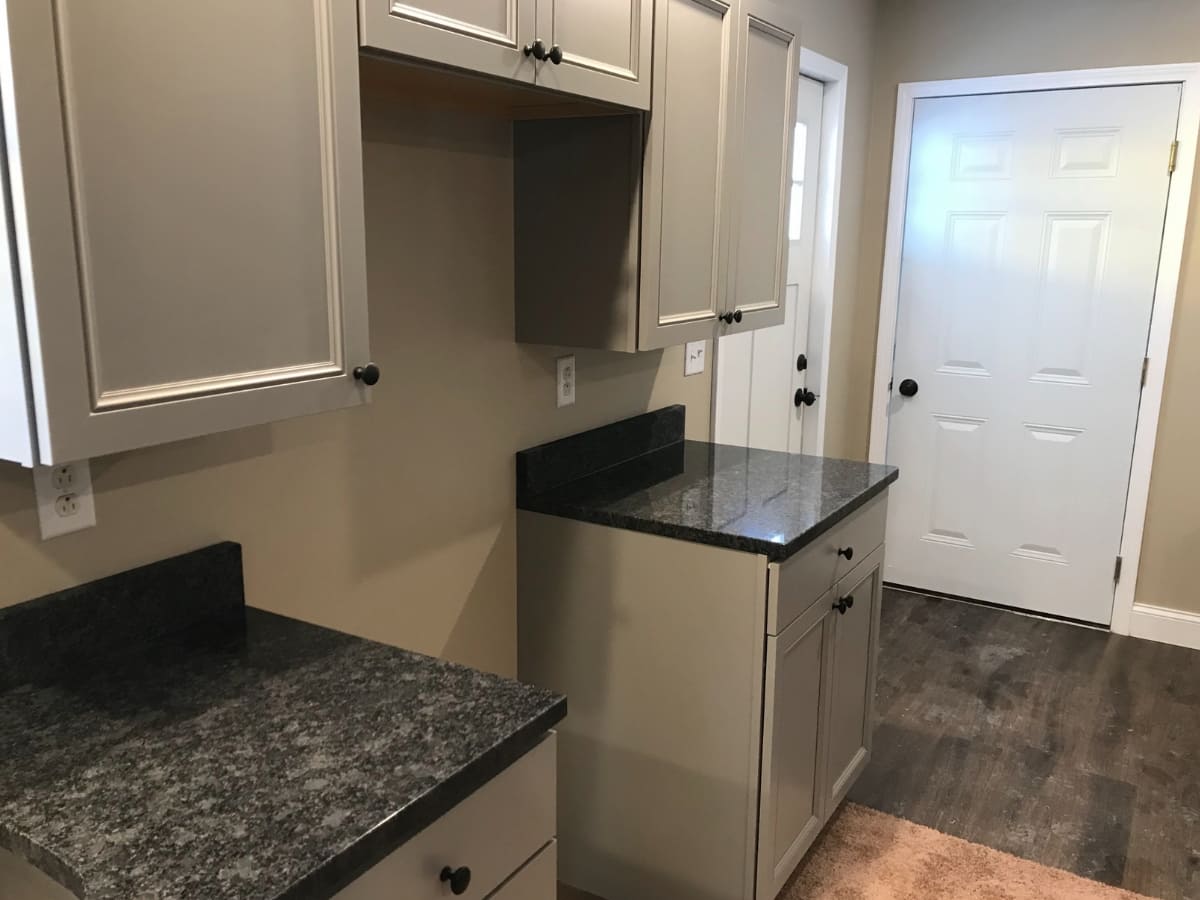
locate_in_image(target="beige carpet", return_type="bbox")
[782,804,1156,900]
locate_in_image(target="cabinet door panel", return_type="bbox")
[638,0,734,350]
[757,596,831,900]
[359,0,537,84]
[824,546,884,810]
[725,0,798,334]
[1,0,369,464]
[534,0,652,109]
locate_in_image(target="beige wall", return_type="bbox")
[0,0,881,670]
[858,0,1200,612]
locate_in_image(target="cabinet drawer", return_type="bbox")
[488,840,557,899]
[335,734,556,900]
[768,495,887,635]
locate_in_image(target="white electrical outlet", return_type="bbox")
[685,341,707,376]
[33,460,96,539]
[556,355,576,408]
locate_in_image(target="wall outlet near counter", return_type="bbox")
[556,355,576,408]
[34,460,96,539]
[685,341,707,376]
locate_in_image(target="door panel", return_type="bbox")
[725,5,798,334]
[884,84,1181,623]
[637,0,734,350]
[359,0,537,84]
[534,0,652,109]
[823,548,882,811]
[2,0,370,463]
[757,596,831,900]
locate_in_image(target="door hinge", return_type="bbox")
[1168,140,1179,175]
[1114,555,1124,584]
[1141,356,1150,388]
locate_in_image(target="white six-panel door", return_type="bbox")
[884,84,1181,624]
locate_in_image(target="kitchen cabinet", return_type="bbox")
[518,493,889,900]
[359,0,652,109]
[0,0,372,467]
[335,735,557,899]
[513,0,800,350]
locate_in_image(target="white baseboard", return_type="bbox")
[1127,603,1200,651]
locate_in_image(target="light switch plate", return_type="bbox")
[685,341,706,376]
[556,355,576,408]
[33,460,97,539]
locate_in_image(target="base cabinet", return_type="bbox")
[335,735,557,900]
[518,492,889,900]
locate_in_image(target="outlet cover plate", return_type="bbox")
[685,341,706,376]
[33,460,96,539]
[556,355,576,408]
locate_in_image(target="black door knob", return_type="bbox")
[523,39,548,60]
[898,378,919,397]
[837,546,854,561]
[440,866,472,895]
[796,353,808,372]
[795,388,816,407]
[833,596,855,615]
[548,44,564,64]
[353,363,381,386]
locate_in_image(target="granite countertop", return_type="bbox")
[0,544,566,900]
[517,406,899,562]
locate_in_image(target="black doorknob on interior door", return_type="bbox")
[795,388,816,407]
[898,378,919,397]
[353,363,380,386]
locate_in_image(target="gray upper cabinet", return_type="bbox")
[0,0,370,466]
[359,0,651,109]
[359,0,538,85]
[534,0,653,109]
[513,0,801,351]
[724,0,800,335]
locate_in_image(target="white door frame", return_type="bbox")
[710,48,848,453]
[868,63,1200,638]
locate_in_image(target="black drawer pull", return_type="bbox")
[837,546,854,561]
[440,866,472,895]
[833,595,855,615]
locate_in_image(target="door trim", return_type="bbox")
[867,63,1200,639]
[709,48,848,454]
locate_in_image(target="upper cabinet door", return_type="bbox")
[638,0,737,351]
[359,0,537,84]
[0,0,370,465]
[723,0,799,334]
[532,0,653,109]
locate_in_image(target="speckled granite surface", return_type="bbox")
[0,545,566,900]
[518,411,898,561]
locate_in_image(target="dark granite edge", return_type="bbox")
[277,699,567,900]
[0,824,87,899]
[520,467,900,562]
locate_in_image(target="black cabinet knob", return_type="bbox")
[794,388,815,407]
[833,595,855,615]
[837,546,854,561]
[732,309,743,323]
[440,866,472,895]
[796,353,808,372]
[523,39,548,60]
[898,378,919,397]
[353,363,380,386]
[548,44,564,64]
[718,312,734,325]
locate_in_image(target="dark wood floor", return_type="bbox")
[849,588,1200,900]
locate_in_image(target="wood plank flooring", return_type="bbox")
[850,588,1200,900]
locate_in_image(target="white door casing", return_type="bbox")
[883,83,1181,624]
[714,74,823,453]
